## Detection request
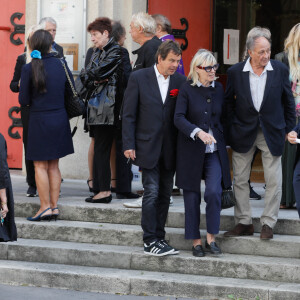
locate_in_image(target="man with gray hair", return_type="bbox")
[224,27,295,240]
[130,12,161,71]
[39,17,64,58]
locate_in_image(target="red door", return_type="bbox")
[148,0,213,75]
[0,0,25,168]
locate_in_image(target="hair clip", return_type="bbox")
[31,50,42,59]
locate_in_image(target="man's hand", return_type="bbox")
[124,149,136,161]
[287,131,298,144]
[197,131,217,145]
[0,188,8,219]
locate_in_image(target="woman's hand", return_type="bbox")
[0,188,8,219]
[287,131,298,144]
[197,130,217,145]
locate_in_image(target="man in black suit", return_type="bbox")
[224,27,295,240]
[122,41,186,256]
[39,17,64,58]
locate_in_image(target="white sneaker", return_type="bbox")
[123,198,142,208]
[170,196,173,205]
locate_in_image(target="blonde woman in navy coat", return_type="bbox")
[174,49,231,257]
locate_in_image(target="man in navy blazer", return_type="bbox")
[224,27,295,240]
[122,41,186,256]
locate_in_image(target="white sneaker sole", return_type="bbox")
[144,249,175,256]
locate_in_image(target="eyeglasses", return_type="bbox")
[197,64,219,72]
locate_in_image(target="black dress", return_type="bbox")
[0,133,17,242]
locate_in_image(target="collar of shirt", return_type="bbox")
[154,64,170,81]
[196,80,215,88]
[243,57,273,75]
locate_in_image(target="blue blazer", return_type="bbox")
[174,80,231,192]
[122,66,186,170]
[225,59,295,156]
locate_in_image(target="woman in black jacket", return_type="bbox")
[80,17,122,203]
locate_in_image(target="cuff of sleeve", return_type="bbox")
[190,128,202,140]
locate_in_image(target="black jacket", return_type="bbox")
[10,53,26,93]
[132,36,161,72]
[225,59,296,156]
[80,38,122,125]
[122,66,186,170]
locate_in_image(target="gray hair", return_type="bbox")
[188,49,217,86]
[131,12,156,36]
[25,24,43,63]
[246,26,271,52]
[39,17,57,28]
[152,14,172,34]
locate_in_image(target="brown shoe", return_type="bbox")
[224,223,254,237]
[260,224,273,240]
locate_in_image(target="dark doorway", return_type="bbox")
[213,0,300,74]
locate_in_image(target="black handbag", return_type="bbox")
[61,60,85,119]
[221,188,235,209]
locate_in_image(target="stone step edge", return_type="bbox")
[1,260,300,300]
[1,238,300,285]
[14,201,300,236]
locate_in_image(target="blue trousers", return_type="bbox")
[183,152,222,239]
[292,159,300,218]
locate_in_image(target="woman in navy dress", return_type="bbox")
[174,49,231,257]
[19,30,74,221]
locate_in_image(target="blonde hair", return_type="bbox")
[25,24,43,63]
[188,49,217,86]
[284,23,300,82]
[131,12,156,37]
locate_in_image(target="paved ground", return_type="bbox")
[0,284,200,300]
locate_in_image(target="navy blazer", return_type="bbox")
[122,66,186,170]
[225,59,295,156]
[174,80,231,192]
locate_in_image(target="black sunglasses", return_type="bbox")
[197,63,219,72]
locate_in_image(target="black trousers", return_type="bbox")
[115,128,132,193]
[20,106,36,188]
[141,156,174,243]
[92,125,132,193]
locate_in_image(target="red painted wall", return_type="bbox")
[0,0,25,168]
[148,0,212,75]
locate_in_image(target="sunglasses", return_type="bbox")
[197,63,219,72]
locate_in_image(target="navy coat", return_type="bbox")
[122,66,186,170]
[174,80,231,192]
[225,59,295,156]
[19,53,74,161]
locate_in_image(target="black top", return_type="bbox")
[10,53,26,93]
[132,36,162,72]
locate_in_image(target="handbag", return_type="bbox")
[221,188,235,209]
[61,60,85,119]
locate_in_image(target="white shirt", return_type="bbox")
[154,64,170,103]
[243,57,273,112]
[190,81,217,153]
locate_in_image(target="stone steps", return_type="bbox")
[15,218,300,259]
[14,201,300,236]
[1,238,300,285]
[1,260,300,300]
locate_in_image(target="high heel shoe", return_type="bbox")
[51,207,59,221]
[27,207,52,222]
[87,179,94,193]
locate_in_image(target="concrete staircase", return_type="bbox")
[2,175,300,300]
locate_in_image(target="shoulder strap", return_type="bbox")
[60,59,78,97]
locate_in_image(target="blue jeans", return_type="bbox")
[141,158,174,243]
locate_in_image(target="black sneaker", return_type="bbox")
[144,240,174,256]
[160,239,179,255]
[249,185,261,200]
[26,186,37,197]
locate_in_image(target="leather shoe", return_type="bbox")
[85,194,112,203]
[192,245,205,257]
[224,223,254,237]
[260,224,273,240]
[116,192,140,199]
[205,240,222,255]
